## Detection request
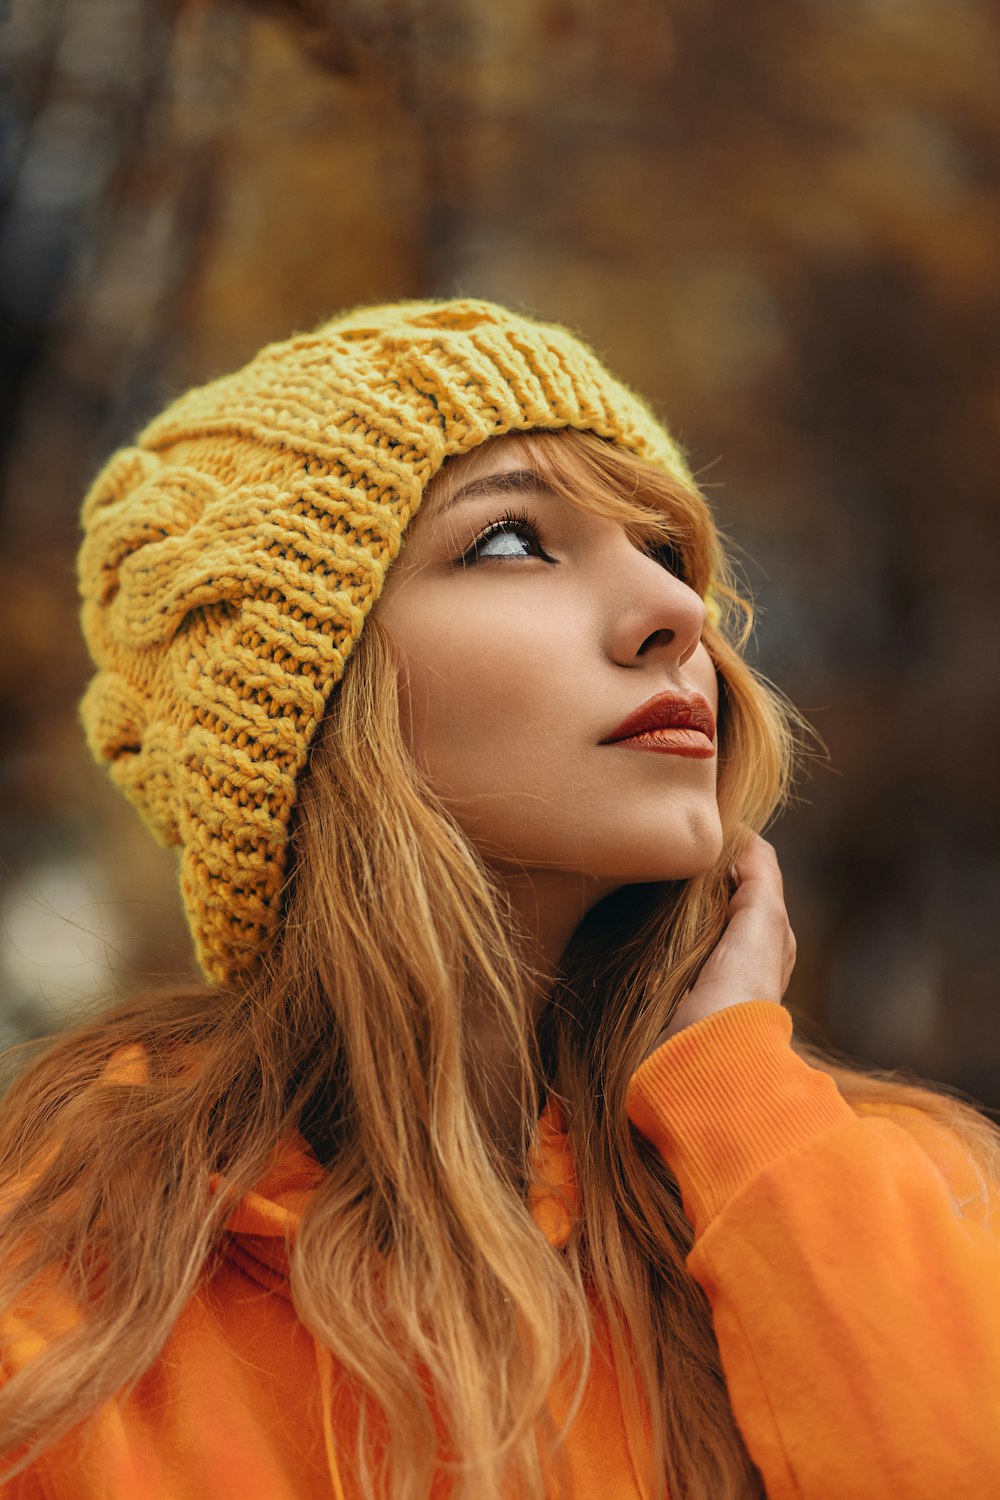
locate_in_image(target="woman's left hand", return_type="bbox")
[644,833,796,1057]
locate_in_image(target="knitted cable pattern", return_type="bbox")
[77,297,713,985]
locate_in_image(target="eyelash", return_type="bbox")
[458,507,548,566]
[645,536,686,580]
[457,506,687,580]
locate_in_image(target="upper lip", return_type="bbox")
[601,690,717,744]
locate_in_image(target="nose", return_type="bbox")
[606,547,706,671]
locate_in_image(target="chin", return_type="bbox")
[596,815,725,884]
[475,804,726,884]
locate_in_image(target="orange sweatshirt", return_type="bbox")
[3,999,1000,1498]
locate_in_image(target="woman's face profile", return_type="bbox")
[376,434,724,896]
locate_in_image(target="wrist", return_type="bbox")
[646,994,782,1059]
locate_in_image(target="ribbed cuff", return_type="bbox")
[625,1001,856,1233]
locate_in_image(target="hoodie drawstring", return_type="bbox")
[315,1338,349,1500]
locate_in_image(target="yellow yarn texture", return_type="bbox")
[77,297,707,985]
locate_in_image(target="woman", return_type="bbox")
[0,297,997,1500]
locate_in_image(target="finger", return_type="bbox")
[732,834,784,894]
[726,864,790,936]
[782,928,797,993]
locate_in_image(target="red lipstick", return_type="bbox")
[601,691,717,759]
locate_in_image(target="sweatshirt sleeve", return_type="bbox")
[625,1000,1000,1500]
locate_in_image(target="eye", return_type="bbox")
[642,535,686,580]
[459,508,552,566]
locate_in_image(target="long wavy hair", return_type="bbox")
[1,428,998,1499]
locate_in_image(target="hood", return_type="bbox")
[221,1096,580,1296]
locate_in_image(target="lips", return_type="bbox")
[602,690,717,746]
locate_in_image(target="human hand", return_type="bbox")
[645,834,797,1054]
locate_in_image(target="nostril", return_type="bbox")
[637,628,674,656]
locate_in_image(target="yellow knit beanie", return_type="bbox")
[77,296,711,985]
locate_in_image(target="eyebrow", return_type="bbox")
[432,467,559,516]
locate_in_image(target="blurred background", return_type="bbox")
[1,0,998,1104]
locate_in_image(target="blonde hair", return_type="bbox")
[1,429,997,1498]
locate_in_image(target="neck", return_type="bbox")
[301,869,617,1171]
[468,865,617,1155]
[496,865,616,1018]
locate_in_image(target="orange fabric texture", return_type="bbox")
[5,999,1000,1498]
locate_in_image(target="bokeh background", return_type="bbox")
[1,0,998,1105]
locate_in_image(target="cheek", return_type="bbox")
[691,643,720,721]
[400,623,552,774]
[390,601,570,817]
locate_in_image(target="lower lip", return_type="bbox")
[610,728,716,758]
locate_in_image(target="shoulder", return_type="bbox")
[847,1093,999,1227]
